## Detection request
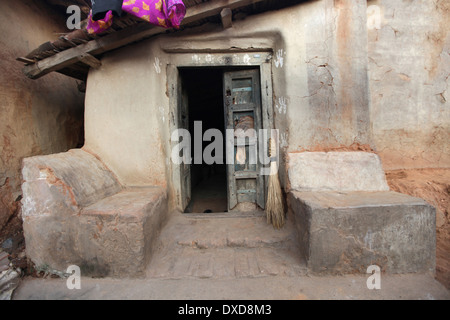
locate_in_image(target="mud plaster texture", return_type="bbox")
[368,0,450,170]
[0,0,84,241]
[6,0,449,288]
[83,0,374,201]
[287,152,436,275]
[386,168,450,289]
[21,149,168,277]
[83,0,449,207]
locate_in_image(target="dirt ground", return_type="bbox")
[12,273,450,300]
[385,168,450,289]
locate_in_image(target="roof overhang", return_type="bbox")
[18,0,305,81]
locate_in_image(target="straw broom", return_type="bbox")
[266,137,285,229]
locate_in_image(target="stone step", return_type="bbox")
[289,191,436,274]
[146,212,306,279]
[155,212,297,250]
[147,246,306,279]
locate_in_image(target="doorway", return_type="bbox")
[180,68,227,213]
[175,66,267,214]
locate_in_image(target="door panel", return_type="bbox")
[223,69,265,211]
[179,75,191,211]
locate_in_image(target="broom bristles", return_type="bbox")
[266,139,285,229]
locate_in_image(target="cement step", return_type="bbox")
[289,191,436,274]
[146,212,306,279]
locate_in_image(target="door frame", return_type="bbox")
[167,52,274,212]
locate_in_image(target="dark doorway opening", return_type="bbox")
[180,68,227,213]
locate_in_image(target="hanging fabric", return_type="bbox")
[91,0,124,21]
[87,0,186,35]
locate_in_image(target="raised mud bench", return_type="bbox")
[21,149,168,277]
[287,152,436,275]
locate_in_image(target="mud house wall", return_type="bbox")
[0,0,85,236]
[368,0,450,170]
[286,0,371,153]
[84,40,169,187]
[84,0,371,205]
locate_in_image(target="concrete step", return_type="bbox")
[155,212,297,250]
[147,246,306,279]
[147,212,306,279]
[289,191,436,274]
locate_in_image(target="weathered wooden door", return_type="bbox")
[179,76,191,211]
[223,69,265,211]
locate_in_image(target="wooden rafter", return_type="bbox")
[23,0,267,80]
[221,8,233,29]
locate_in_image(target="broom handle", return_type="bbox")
[269,131,279,158]
[269,137,278,175]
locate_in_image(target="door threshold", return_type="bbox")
[183,211,264,219]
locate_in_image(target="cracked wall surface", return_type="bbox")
[84,0,373,199]
[368,0,450,170]
[294,0,371,152]
[83,0,448,211]
[0,0,85,236]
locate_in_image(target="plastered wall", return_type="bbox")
[368,0,450,170]
[85,0,371,190]
[84,0,449,208]
[0,0,85,234]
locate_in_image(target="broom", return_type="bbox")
[266,136,285,229]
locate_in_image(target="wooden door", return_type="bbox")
[179,76,191,211]
[223,69,265,211]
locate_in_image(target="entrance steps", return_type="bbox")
[146,211,307,279]
[287,152,436,275]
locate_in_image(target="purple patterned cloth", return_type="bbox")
[87,10,114,34]
[87,0,186,35]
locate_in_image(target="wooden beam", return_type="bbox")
[24,48,89,79]
[16,57,36,64]
[23,0,267,79]
[182,0,263,24]
[221,8,233,29]
[77,53,102,69]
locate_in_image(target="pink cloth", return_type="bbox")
[87,0,186,35]
[87,10,114,34]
